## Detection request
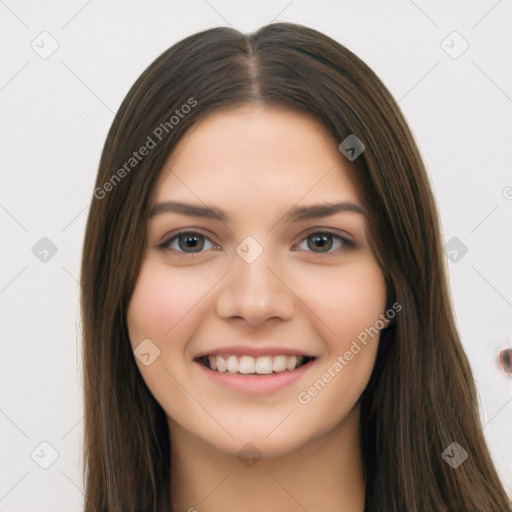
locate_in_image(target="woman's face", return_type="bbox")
[127,105,388,457]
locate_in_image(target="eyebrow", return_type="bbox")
[150,200,367,223]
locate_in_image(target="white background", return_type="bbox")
[1,1,511,510]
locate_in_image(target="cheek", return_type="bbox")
[126,261,206,419]
[299,260,387,348]
[127,262,194,346]
[294,262,386,419]
[340,265,386,338]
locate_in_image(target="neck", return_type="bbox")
[169,406,365,512]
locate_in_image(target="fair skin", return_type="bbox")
[127,105,388,512]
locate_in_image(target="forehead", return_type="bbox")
[155,106,361,208]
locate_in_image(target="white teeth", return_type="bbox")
[207,354,309,374]
[255,356,273,374]
[272,355,287,372]
[216,355,227,373]
[286,355,298,371]
[227,355,238,373]
[238,355,256,374]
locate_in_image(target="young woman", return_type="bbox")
[80,22,511,512]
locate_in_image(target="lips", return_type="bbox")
[193,346,318,394]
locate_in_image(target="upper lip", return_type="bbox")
[193,345,317,359]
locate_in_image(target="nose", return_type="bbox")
[216,245,295,326]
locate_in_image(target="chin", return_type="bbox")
[217,432,312,460]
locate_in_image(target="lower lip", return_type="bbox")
[195,360,315,394]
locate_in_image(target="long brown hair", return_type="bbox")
[80,22,511,511]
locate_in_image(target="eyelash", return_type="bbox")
[157,229,356,256]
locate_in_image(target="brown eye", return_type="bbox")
[177,233,205,252]
[296,231,355,254]
[159,231,219,254]
[307,233,333,252]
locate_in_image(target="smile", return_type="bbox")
[197,354,316,375]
